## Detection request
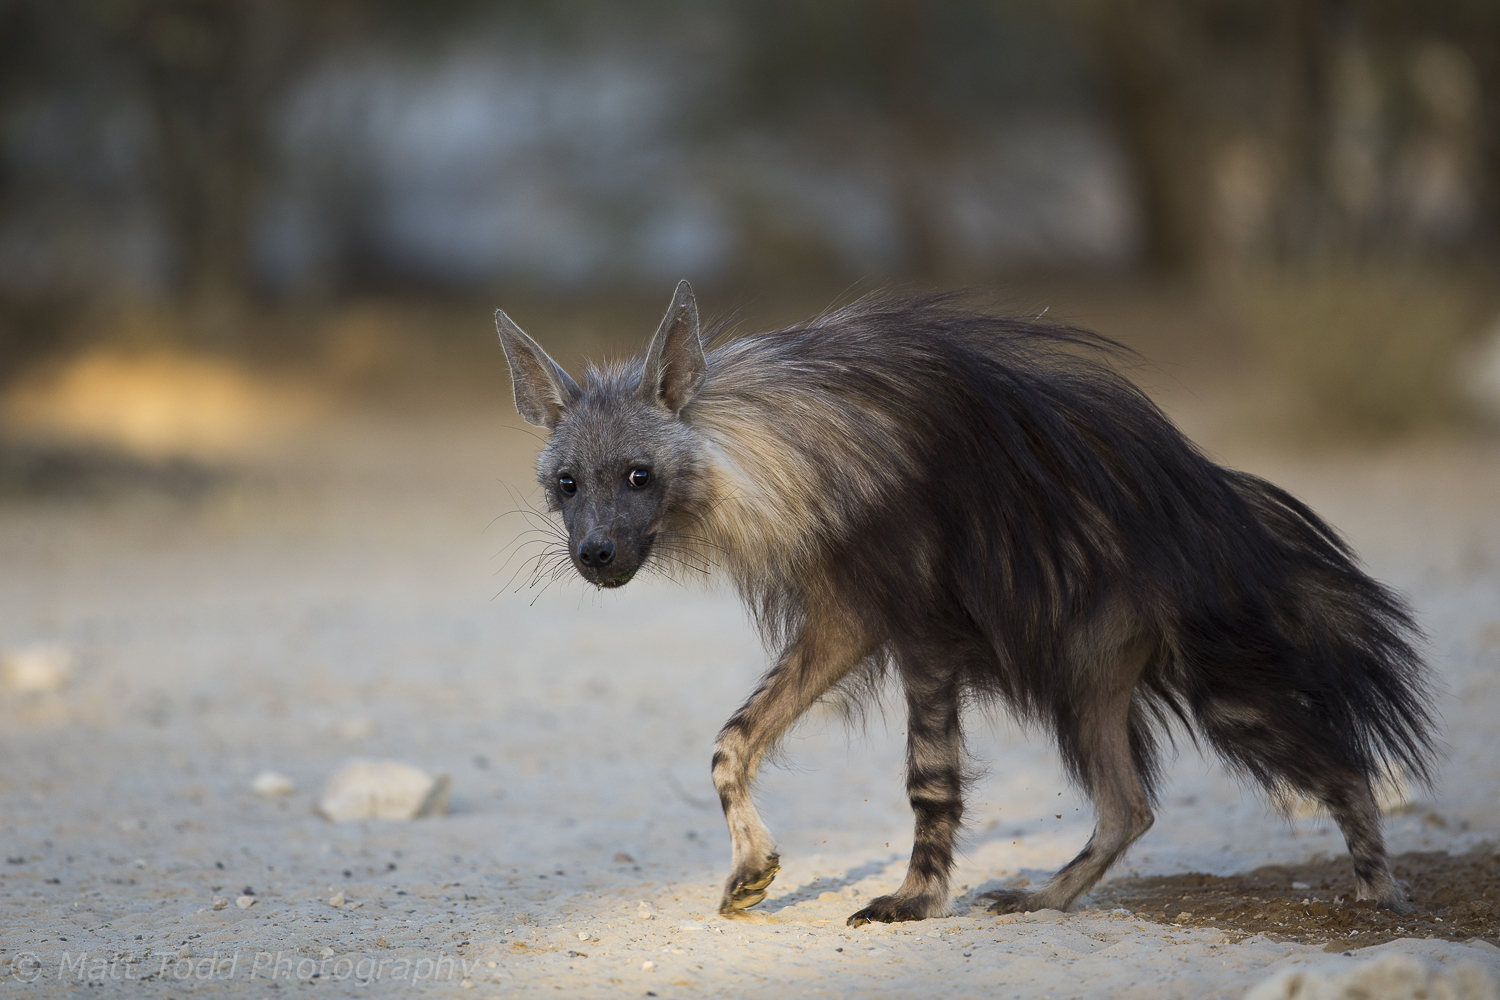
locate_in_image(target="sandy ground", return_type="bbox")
[1,404,1499,998]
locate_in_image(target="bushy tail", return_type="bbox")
[1179,471,1437,800]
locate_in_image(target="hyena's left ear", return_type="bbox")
[495,309,582,429]
[639,279,705,415]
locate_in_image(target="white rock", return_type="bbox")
[1,642,74,693]
[317,759,450,822]
[329,891,345,908]
[235,895,256,909]
[1245,954,1497,1000]
[636,900,654,921]
[251,771,296,797]
[641,960,655,972]
[211,896,228,911]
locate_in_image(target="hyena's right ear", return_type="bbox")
[495,309,582,429]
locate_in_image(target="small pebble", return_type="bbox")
[613,852,634,864]
[235,895,256,909]
[375,937,391,948]
[577,931,589,940]
[641,960,655,972]
[329,891,346,908]
[177,947,190,959]
[321,947,335,958]
[251,771,296,797]
[211,896,228,911]
[637,901,654,921]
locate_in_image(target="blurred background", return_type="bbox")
[1,0,1498,488]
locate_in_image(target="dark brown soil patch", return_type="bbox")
[1091,847,1500,951]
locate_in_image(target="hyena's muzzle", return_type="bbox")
[570,524,652,588]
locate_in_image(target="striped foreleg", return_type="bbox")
[713,618,871,914]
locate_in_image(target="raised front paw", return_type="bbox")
[846,894,941,928]
[719,854,780,914]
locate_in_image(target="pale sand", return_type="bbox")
[2,409,1497,997]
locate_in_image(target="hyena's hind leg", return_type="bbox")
[713,617,873,915]
[1317,770,1411,913]
[986,636,1157,915]
[1201,698,1412,914]
[848,652,965,927]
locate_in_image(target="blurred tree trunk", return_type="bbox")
[1269,0,1332,263]
[1083,0,1213,274]
[872,0,946,282]
[104,0,315,326]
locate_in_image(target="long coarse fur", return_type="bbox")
[496,285,1437,926]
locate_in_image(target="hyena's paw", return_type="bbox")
[846,894,945,928]
[982,888,1059,915]
[1368,883,1415,916]
[719,853,780,914]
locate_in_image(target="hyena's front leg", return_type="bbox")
[713,621,870,915]
[847,667,963,926]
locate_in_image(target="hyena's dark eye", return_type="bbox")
[557,474,577,496]
[627,468,650,489]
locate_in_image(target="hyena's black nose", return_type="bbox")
[578,538,615,567]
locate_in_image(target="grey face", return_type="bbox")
[497,279,707,590]
[539,400,690,588]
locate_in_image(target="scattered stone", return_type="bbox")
[636,901,654,921]
[235,895,256,909]
[317,759,450,822]
[641,960,655,972]
[375,937,391,948]
[0,642,73,693]
[577,931,589,940]
[321,947,335,958]
[211,896,228,911]
[177,947,190,959]
[329,891,346,908]
[251,771,296,797]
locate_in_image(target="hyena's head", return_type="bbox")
[496,280,707,589]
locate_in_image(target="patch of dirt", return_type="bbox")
[1093,847,1500,951]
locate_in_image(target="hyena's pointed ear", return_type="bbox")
[495,309,582,429]
[638,279,706,414]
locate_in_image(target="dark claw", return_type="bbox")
[845,894,930,927]
[982,888,1029,915]
[719,853,780,914]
